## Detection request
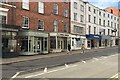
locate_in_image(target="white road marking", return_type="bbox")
[65,64,69,68]
[44,67,48,73]
[93,58,98,60]
[82,60,86,63]
[11,72,20,79]
[104,57,108,59]
[25,65,77,78]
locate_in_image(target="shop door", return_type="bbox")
[34,38,41,53]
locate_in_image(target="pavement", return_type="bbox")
[1,46,117,65]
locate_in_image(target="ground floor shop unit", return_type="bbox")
[49,33,70,53]
[71,34,86,50]
[19,30,48,55]
[99,35,111,48]
[1,24,20,58]
[86,34,101,49]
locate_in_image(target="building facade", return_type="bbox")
[70,0,86,50]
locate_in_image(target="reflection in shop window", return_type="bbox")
[50,37,56,49]
[21,37,28,52]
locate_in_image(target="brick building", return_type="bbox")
[0,1,70,57]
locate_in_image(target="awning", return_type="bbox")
[86,34,101,39]
[101,35,111,40]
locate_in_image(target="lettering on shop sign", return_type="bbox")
[94,36,99,38]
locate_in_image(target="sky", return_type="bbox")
[83,0,119,9]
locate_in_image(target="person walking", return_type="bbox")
[81,44,85,53]
[67,44,71,54]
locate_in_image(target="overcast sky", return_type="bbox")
[83,0,119,9]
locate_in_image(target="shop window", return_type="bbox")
[21,37,28,52]
[87,40,90,47]
[50,37,56,49]
[43,38,47,51]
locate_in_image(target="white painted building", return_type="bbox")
[70,0,86,50]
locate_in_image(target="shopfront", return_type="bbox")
[1,24,20,58]
[71,35,85,50]
[50,33,70,52]
[86,34,101,49]
[19,30,48,55]
[99,35,111,47]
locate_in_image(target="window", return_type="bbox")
[108,29,110,35]
[94,27,96,34]
[88,26,91,34]
[103,13,105,17]
[64,8,68,17]
[74,13,77,21]
[108,14,109,18]
[108,20,110,26]
[80,15,84,22]
[99,11,101,16]
[53,4,58,14]
[38,2,44,14]
[64,23,68,32]
[94,16,96,24]
[114,23,116,29]
[74,25,83,34]
[99,18,101,25]
[22,17,29,28]
[103,20,105,26]
[22,0,29,10]
[103,29,105,35]
[111,22,113,27]
[88,15,91,22]
[38,20,44,30]
[0,15,7,24]
[50,37,56,49]
[111,16,113,19]
[64,0,68,3]
[80,5,84,11]
[88,6,91,11]
[114,17,116,20]
[94,9,96,14]
[54,20,58,32]
[74,2,77,9]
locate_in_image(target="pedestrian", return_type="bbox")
[81,44,85,53]
[67,44,71,54]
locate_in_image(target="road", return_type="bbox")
[2,47,119,79]
[17,53,118,79]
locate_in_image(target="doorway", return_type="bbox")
[34,38,41,53]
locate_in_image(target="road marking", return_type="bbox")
[11,72,20,79]
[25,65,77,78]
[107,73,119,80]
[104,57,108,59]
[82,60,86,63]
[65,64,69,68]
[44,67,48,73]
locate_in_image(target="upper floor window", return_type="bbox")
[38,20,44,30]
[80,15,84,22]
[111,22,113,27]
[64,8,68,17]
[74,13,77,21]
[22,0,29,10]
[111,15,113,19]
[74,2,77,9]
[88,6,91,12]
[53,4,58,14]
[80,5,84,11]
[94,16,96,24]
[54,20,58,32]
[38,2,44,14]
[94,9,96,14]
[64,22,68,32]
[99,18,101,25]
[99,11,101,16]
[108,14,109,18]
[0,15,7,24]
[22,16,29,28]
[94,27,96,34]
[88,15,91,22]
[88,26,91,34]
[103,20,105,26]
[108,20,110,26]
[114,17,116,20]
[103,13,105,17]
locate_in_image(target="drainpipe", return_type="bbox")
[11,2,14,25]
